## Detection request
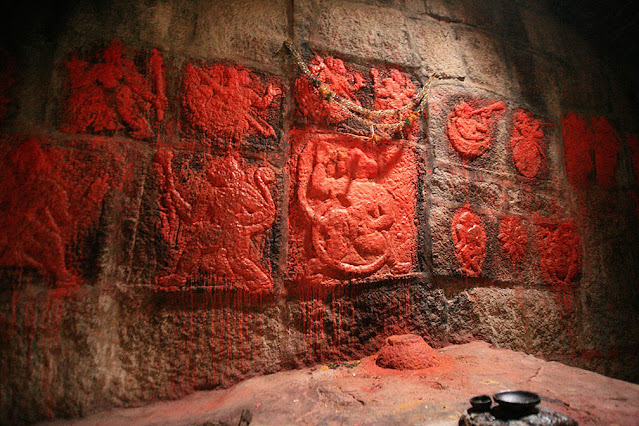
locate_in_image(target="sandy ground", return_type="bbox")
[44,341,639,425]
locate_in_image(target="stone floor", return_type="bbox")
[44,341,639,425]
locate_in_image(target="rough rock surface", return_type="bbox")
[41,341,639,426]
[1,0,638,422]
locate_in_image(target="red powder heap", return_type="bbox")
[451,204,487,277]
[181,62,281,144]
[447,99,505,160]
[498,216,528,264]
[376,334,439,370]
[509,109,548,178]
[294,56,365,125]
[62,39,166,140]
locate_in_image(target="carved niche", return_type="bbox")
[61,39,167,140]
[447,99,505,160]
[182,62,282,144]
[154,150,276,293]
[451,204,487,277]
[288,130,416,286]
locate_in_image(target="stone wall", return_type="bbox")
[1,0,638,422]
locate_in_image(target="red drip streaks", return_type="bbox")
[295,56,365,125]
[188,293,194,392]
[62,39,165,140]
[300,284,328,362]
[181,62,281,144]
[236,292,244,372]
[331,290,340,349]
[509,109,550,178]
[41,293,64,418]
[451,204,487,277]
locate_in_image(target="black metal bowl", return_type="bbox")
[469,395,492,412]
[493,390,540,411]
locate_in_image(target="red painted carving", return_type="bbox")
[295,56,365,125]
[509,109,550,178]
[451,204,486,277]
[627,133,639,181]
[562,112,593,188]
[498,216,527,264]
[289,130,416,285]
[590,116,620,189]
[447,100,505,160]
[181,62,282,144]
[154,150,276,293]
[0,137,115,287]
[371,68,419,139]
[536,218,580,287]
[0,47,18,122]
[62,39,166,140]
[562,113,620,189]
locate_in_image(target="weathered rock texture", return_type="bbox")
[0,0,638,422]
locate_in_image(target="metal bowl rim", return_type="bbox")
[493,390,540,407]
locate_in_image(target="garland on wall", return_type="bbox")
[285,41,453,141]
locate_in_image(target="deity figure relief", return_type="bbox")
[509,109,550,178]
[0,138,113,288]
[448,100,506,160]
[371,68,419,139]
[0,140,74,285]
[451,205,487,277]
[62,39,167,140]
[182,63,282,143]
[295,56,365,125]
[498,216,528,264]
[296,135,412,280]
[536,219,580,287]
[154,151,276,293]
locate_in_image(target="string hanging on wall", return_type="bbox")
[285,41,449,141]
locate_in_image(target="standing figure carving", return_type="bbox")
[155,151,276,293]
